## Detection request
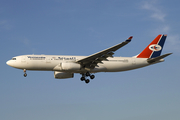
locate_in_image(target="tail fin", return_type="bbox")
[136,34,167,58]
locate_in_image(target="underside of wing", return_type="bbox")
[77,36,133,70]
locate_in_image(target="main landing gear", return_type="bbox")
[80,72,95,84]
[23,69,27,77]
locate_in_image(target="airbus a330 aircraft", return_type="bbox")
[6,34,172,84]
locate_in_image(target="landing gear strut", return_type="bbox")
[80,72,95,84]
[23,69,27,77]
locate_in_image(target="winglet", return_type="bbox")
[126,36,133,42]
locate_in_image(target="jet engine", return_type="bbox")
[54,71,74,79]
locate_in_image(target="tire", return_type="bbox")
[86,72,90,76]
[81,77,85,81]
[85,79,90,84]
[90,75,95,79]
[24,73,27,77]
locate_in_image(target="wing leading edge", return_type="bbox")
[77,36,133,70]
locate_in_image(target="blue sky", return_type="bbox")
[1,0,180,120]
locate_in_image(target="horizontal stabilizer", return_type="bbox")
[147,53,172,64]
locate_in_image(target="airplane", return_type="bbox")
[6,34,172,84]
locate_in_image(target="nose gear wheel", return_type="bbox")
[23,69,27,77]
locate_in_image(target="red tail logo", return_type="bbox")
[136,34,167,58]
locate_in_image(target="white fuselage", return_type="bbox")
[6,55,156,73]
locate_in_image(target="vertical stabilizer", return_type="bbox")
[136,34,167,58]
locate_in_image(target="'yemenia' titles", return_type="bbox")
[27,56,46,60]
[27,56,76,60]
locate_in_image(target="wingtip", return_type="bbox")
[128,36,133,40]
[168,53,173,55]
[126,36,133,42]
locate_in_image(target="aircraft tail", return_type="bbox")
[136,34,167,58]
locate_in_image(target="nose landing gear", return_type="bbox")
[80,72,95,84]
[23,69,27,77]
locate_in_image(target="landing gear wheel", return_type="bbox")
[81,76,85,81]
[85,79,90,84]
[80,72,95,84]
[23,69,27,77]
[86,72,90,76]
[24,73,27,77]
[90,75,95,79]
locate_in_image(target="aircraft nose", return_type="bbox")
[6,60,11,66]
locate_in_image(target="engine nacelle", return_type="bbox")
[54,71,74,79]
[61,62,81,71]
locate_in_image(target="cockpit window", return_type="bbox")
[11,58,16,60]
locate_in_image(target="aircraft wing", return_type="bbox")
[77,36,133,69]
